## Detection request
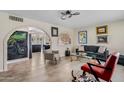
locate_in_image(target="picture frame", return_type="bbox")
[78,31,87,44]
[96,25,108,35]
[8,31,28,60]
[51,27,58,37]
[97,35,108,43]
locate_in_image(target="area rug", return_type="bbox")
[71,70,97,82]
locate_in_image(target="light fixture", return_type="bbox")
[60,10,80,20]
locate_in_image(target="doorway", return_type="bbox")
[4,26,51,71]
[29,27,51,59]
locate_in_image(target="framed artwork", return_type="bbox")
[97,35,108,43]
[96,25,108,35]
[78,31,87,44]
[51,27,58,37]
[7,31,28,60]
[59,33,71,45]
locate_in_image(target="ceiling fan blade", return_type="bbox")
[68,14,72,18]
[61,15,66,20]
[72,12,80,15]
[61,12,66,15]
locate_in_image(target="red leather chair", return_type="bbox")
[81,52,120,82]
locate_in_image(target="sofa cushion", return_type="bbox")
[84,45,99,53]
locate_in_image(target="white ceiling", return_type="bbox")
[2,10,124,29]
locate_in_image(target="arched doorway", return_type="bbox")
[3,26,51,71]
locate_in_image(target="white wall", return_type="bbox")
[51,31,74,57]
[0,12,74,71]
[31,33,44,45]
[74,20,124,55]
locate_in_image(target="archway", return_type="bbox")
[3,25,51,71]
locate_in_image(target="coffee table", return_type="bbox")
[70,53,80,62]
[70,53,91,62]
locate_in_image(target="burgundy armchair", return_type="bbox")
[81,52,120,82]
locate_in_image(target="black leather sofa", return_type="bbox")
[43,45,50,50]
[32,45,41,52]
[118,55,124,65]
[77,45,109,61]
[32,45,51,53]
[85,45,109,61]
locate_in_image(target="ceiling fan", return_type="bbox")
[61,10,80,20]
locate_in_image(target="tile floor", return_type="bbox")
[0,53,124,82]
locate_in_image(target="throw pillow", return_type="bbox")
[98,46,106,53]
[79,45,84,51]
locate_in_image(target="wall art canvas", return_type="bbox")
[97,35,108,43]
[78,31,87,44]
[51,27,58,37]
[96,25,108,35]
[7,31,28,60]
[59,32,71,45]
